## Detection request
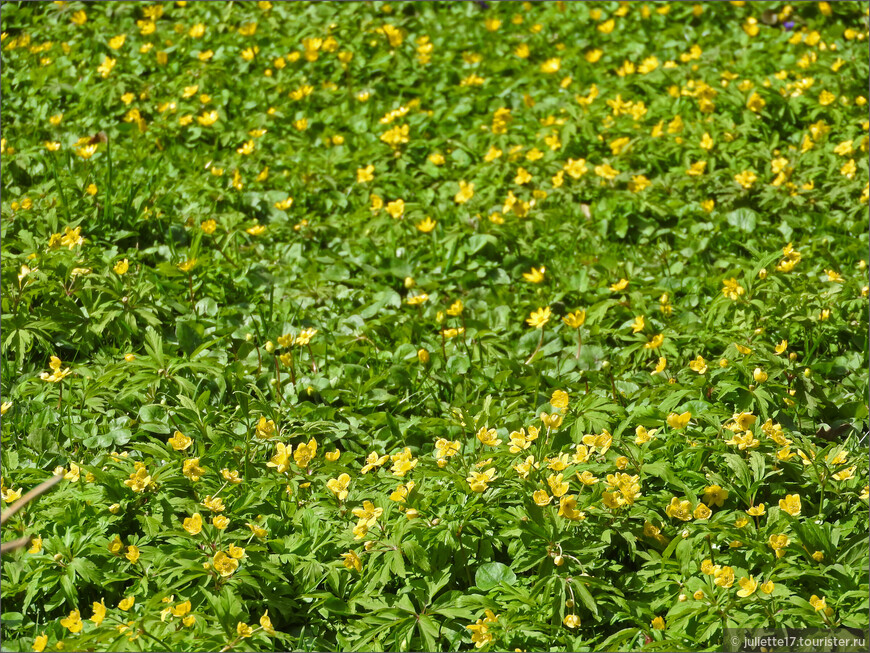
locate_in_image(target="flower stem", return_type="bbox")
[525,328,545,365]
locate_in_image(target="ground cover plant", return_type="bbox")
[1,1,869,651]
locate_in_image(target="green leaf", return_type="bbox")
[474,562,516,591]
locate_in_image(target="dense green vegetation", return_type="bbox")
[1,1,868,651]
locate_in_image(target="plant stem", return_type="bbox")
[525,328,545,365]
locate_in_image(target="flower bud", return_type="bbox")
[565,599,575,608]
[109,503,121,514]
[404,276,415,289]
[406,509,419,520]
[803,368,812,378]
[418,348,429,364]
[553,555,564,566]
[758,268,768,279]
[245,333,253,342]
[265,340,274,353]
[789,352,797,361]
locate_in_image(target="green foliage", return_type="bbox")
[1,1,868,652]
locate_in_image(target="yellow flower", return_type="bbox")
[532,489,551,506]
[182,458,205,481]
[108,535,124,555]
[118,597,135,611]
[259,611,276,636]
[547,473,569,497]
[540,57,561,73]
[294,438,318,468]
[840,159,856,179]
[386,199,405,219]
[455,180,475,204]
[183,513,203,536]
[809,595,828,612]
[563,310,586,328]
[688,355,708,374]
[467,468,497,492]
[703,485,728,507]
[28,535,42,554]
[594,163,619,180]
[526,306,551,329]
[651,616,665,630]
[558,495,584,520]
[168,430,192,451]
[693,503,712,520]
[667,412,691,429]
[97,56,116,78]
[665,497,692,521]
[357,165,374,183]
[550,390,569,410]
[60,610,83,633]
[734,170,757,189]
[644,334,664,350]
[125,545,140,564]
[326,473,351,501]
[630,315,645,333]
[722,277,745,300]
[40,356,72,383]
[651,357,667,375]
[247,522,268,538]
[726,431,760,450]
[416,217,436,233]
[597,18,615,33]
[91,600,106,626]
[609,278,629,292]
[341,550,363,572]
[221,469,242,484]
[178,258,197,273]
[389,480,415,502]
[214,551,239,577]
[746,504,766,516]
[833,466,856,481]
[212,515,230,530]
[514,167,532,185]
[819,90,836,106]
[628,175,650,192]
[737,576,758,598]
[361,452,389,474]
[522,266,545,283]
[713,566,735,588]
[761,580,775,594]
[198,110,219,126]
[746,92,766,112]
[541,412,563,430]
[564,158,588,179]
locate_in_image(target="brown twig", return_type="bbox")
[1,475,63,526]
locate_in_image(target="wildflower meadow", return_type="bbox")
[1,1,869,651]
